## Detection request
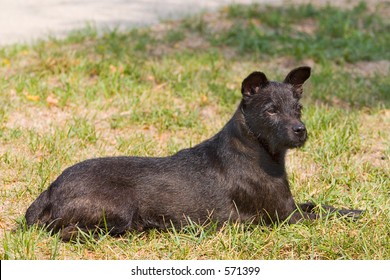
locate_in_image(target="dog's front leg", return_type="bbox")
[298,202,364,221]
[288,208,319,224]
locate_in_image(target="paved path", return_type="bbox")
[0,0,279,46]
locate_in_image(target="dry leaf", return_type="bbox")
[118,64,124,74]
[109,64,117,73]
[25,94,40,101]
[2,58,11,67]
[200,95,208,104]
[46,94,59,106]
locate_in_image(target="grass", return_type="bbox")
[217,2,389,63]
[0,1,389,259]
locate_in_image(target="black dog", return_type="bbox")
[25,67,362,240]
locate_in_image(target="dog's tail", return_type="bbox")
[25,189,52,226]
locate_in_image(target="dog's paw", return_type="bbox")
[337,209,365,221]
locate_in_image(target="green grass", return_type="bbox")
[0,1,389,259]
[216,2,389,63]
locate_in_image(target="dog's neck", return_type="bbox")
[228,102,287,166]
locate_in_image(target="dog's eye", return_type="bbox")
[266,107,278,115]
[294,104,303,117]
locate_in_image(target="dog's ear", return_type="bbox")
[284,66,311,98]
[241,71,268,98]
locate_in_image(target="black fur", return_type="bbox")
[25,67,363,241]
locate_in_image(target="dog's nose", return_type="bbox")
[292,124,306,135]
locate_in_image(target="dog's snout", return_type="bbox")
[292,124,306,135]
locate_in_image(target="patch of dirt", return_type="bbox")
[356,109,390,168]
[149,9,234,57]
[150,21,181,41]
[175,34,210,50]
[346,60,390,78]
[6,105,72,133]
[202,12,234,33]
[4,102,125,157]
[200,104,219,120]
[286,149,321,191]
[271,57,317,73]
[292,18,317,35]
[149,31,210,56]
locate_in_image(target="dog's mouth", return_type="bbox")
[290,140,306,148]
[287,133,307,148]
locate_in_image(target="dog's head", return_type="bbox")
[240,66,311,155]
